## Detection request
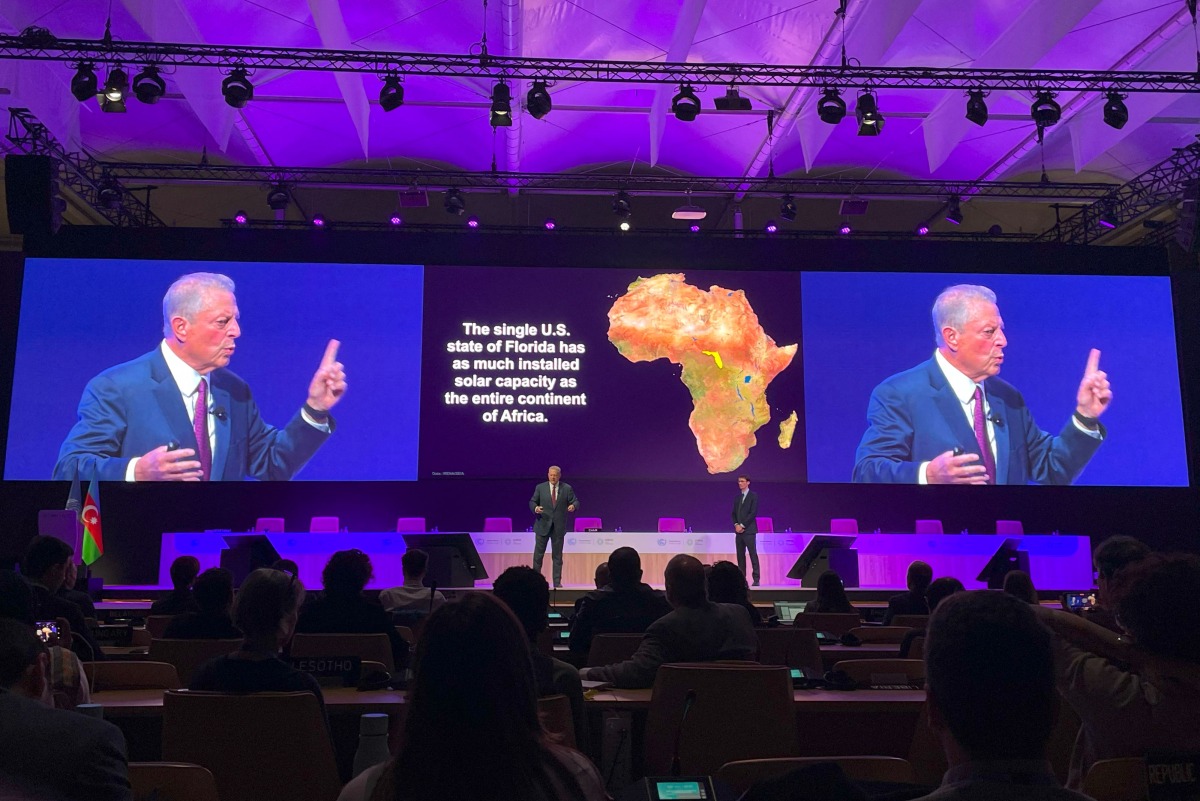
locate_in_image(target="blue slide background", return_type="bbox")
[802,272,1188,486]
[5,258,423,480]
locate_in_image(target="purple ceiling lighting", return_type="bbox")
[764,220,778,233]
[311,214,326,227]
[544,218,556,230]
[839,223,852,235]
[916,225,930,236]
[466,215,480,228]
[389,213,403,226]
[233,210,248,225]
[689,224,701,233]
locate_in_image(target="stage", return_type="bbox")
[155,530,1094,591]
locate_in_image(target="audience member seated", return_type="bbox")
[580,554,757,689]
[0,569,91,709]
[1034,552,1200,789]
[57,560,97,619]
[916,591,1090,801]
[568,546,670,657]
[150,555,202,616]
[882,560,933,624]
[190,568,326,718]
[295,549,409,670]
[1085,535,1150,633]
[706,560,761,626]
[802,570,859,615]
[378,548,447,616]
[0,619,131,801]
[899,577,964,658]
[1002,570,1039,604]
[569,561,611,624]
[492,566,588,752]
[21,536,103,662]
[337,593,608,801]
[163,568,242,639]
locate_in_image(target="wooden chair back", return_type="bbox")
[85,660,181,690]
[162,690,341,801]
[793,612,861,636]
[832,658,925,686]
[129,762,220,801]
[290,632,395,673]
[585,633,644,667]
[890,615,929,629]
[537,693,577,749]
[716,756,917,793]
[847,626,912,644]
[755,627,821,673]
[145,615,176,639]
[644,663,797,776]
[148,639,242,686]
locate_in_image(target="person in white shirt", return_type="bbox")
[379,549,446,613]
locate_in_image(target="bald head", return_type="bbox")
[665,554,707,608]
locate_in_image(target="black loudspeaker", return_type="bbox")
[1177,180,1200,253]
[5,154,64,235]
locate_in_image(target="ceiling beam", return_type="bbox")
[646,0,707,167]
[305,0,370,158]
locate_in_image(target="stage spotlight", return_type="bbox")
[1097,201,1118,229]
[312,214,326,227]
[222,67,254,109]
[1103,92,1128,130]
[266,184,291,211]
[671,85,701,122]
[97,178,122,210]
[1030,90,1061,127]
[618,220,632,232]
[444,187,466,215]
[466,215,481,228]
[916,224,930,236]
[379,75,404,112]
[543,218,556,230]
[389,213,403,226]
[965,89,988,126]
[233,210,248,225]
[132,66,166,104]
[71,62,97,102]
[779,194,797,222]
[765,220,778,234]
[817,88,846,124]
[689,224,701,233]
[945,196,964,225]
[612,190,632,220]
[100,66,129,112]
[490,82,512,127]
[838,223,852,235]
[526,80,552,119]
[713,87,752,111]
[987,224,1004,236]
[856,89,884,136]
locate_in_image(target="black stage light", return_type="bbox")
[965,89,988,126]
[526,80,552,119]
[612,190,632,219]
[1103,92,1128,130]
[490,82,512,127]
[266,184,291,211]
[444,187,466,215]
[379,75,404,112]
[816,88,846,124]
[133,66,166,104]
[101,66,128,112]
[779,194,797,222]
[945,196,964,225]
[1031,90,1061,127]
[856,89,884,136]
[97,177,122,210]
[713,87,752,111]
[222,67,254,109]
[671,85,701,121]
[71,62,98,102]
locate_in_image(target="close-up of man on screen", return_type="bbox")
[852,284,1112,485]
[51,272,346,482]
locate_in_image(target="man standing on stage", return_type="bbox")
[530,465,578,589]
[732,474,760,586]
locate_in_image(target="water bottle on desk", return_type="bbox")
[352,713,391,777]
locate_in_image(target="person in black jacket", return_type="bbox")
[882,560,933,624]
[568,546,670,657]
[163,568,241,639]
[150,555,202,616]
[21,536,103,662]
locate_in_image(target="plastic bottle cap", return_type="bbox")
[360,712,389,735]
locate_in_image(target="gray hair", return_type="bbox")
[932,284,997,347]
[162,272,236,339]
[548,465,562,474]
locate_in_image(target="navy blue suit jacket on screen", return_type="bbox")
[852,357,1103,485]
[52,348,330,481]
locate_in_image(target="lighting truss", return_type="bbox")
[5,108,165,228]
[1035,139,1200,244]
[1,33,1198,93]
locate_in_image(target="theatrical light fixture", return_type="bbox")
[856,89,884,136]
[101,66,128,112]
[839,223,852,235]
[70,62,97,102]
[379,75,404,112]
[945,196,964,225]
[466,215,480,228]
[1097,200,1118,229]
[1103,92,1128,130]
[671,84,701,122]
[916,225,930,236]
[526,80,552,119]
[965,89,988,126]
[444,187,466,215]
[312,214,326,227]
[233,210,248,225]
[389,213,403,226]
[490,81,512,127]
[618,220,632,232]
[1030,90,1061,127]
[689,224,701,233]
[765,220,778,234]
[713,86,752,111]
[612,190,632,220]
[222,67,254,109]
[779,194,797,222]
[97,176,122,209]
[543,218,556,230]
[671,195,706,221]
[266,184,291,211]
[817,88,847,124]
[132,66,166,104]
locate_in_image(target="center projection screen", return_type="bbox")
[3,257,1188,488]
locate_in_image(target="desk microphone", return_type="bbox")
[988,413,1003,428]
[670,689,698,777]
[428,582,437,614]
[210,406,228,421]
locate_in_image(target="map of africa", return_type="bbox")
[607,273,797,473]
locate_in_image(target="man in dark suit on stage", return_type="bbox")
[732,474,761,586]
[853,284,1111,485]
[52,272,346,482]
[530,465,578,589]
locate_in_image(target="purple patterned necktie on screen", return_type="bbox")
[550,484,557,507]
[973,385,997,485]
[194,378,212,481]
